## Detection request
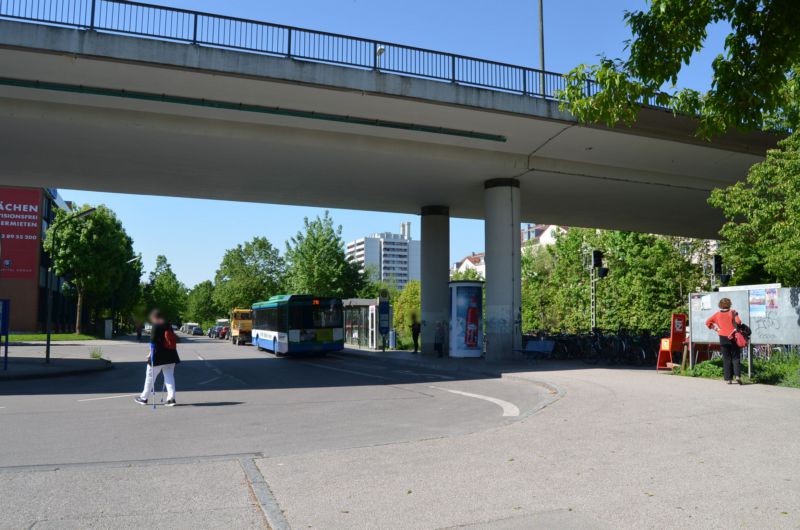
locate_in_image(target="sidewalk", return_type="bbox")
[0,347,111,380]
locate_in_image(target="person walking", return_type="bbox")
[135,309,180,406]
[705,298,743,385]
[410,315,421,354]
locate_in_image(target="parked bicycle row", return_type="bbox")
[522,328,666,366]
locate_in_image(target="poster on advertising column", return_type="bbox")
[0,188,42,280]
[449,281,483,358]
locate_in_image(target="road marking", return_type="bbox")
[77,394,139,402]
[429,386,520,417]
[302,361,392,380]
[198,376,221,385]
[392,369,455,380]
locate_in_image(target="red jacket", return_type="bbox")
[706,310,742,338]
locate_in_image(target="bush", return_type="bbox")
[679,353,800,388]
[682,358,724,379]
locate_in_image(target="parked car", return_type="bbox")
[192,327,204,336]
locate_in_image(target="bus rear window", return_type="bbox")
[289,301,342,329]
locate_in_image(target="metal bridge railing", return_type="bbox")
[0,0,668,107]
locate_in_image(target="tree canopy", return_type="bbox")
[521,229,709,333]
[284,211,365,297]
[43,204,140,333]
[560,0,800,136]
[709,133,800,285]
[143,255,187,323]
[213,237,285,310]
[186,280,220,325]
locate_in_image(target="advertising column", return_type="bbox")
[449,281,484,358]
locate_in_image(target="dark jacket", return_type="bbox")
[150,323,181,366]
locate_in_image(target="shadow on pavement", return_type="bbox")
[0,354,494,396]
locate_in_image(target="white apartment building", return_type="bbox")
[346,222,421,289]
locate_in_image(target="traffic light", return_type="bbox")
[713,255,723,275]
[592,250,604,268]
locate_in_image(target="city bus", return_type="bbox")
[251,295,344,355]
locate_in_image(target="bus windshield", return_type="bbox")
[290,300,342,329]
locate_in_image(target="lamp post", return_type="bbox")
[537,0,545,93]
[45,207,96,363]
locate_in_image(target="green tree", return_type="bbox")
[520,229,705,333]
[559,1,800,136]
[186,280,220,325]
[521,243,555,332]
[143,255,187,323]
[43,204,139,333]
[214,237,285,310]
[709,132,800,285]
[392,280,420,347]
[450,268,483,281]
[284,212,365,297]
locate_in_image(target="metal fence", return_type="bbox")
[0,0,667,106]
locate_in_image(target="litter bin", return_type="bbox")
[388,330,397,349]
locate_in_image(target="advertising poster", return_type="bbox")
[0,188,42,280]
[749,289,766,318]
[455,286,482,351]
[766,288,779,310]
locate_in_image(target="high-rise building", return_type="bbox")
[346,222,420,289]
[0,186,77,332]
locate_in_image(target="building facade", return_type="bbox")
[0,186,76,332]
[346,222,421,289]
[451,252,486,278]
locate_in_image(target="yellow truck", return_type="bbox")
[229,308,253,346]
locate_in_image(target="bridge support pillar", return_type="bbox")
[484,179,522,361]
[420,205,450,355]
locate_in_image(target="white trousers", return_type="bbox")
[140,363,176,400]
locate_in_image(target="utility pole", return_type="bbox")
[537,0,546,95]
[538,0,545,72]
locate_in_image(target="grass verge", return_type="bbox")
[9,333,98,342]
[677,354,800,388]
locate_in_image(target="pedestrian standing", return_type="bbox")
[410,315,421,354]
[135,309,180,406]
[705,298,743,385]
[434,321,446,358]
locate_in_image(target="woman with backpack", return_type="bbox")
[705,298,746,385]
[135,309,181,406]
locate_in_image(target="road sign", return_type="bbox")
[377,289,391,336]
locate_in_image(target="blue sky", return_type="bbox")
[63,0,727,287]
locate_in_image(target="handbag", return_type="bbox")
[729,311,749,348]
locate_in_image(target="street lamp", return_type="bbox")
[45,207,96,363]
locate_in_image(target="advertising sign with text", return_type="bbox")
[0,188,42,280]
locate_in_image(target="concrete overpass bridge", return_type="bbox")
[0,0,779,359]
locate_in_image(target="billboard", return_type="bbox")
[0,188,42,280]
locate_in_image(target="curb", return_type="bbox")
[0,359,112,381]
[334,349,526,379]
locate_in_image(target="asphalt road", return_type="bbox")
[0,335,549,529]
[2,336,799,529]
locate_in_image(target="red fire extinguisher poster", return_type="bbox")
[0,188,42,280]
